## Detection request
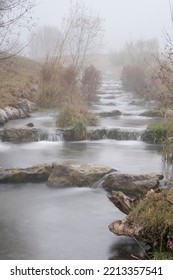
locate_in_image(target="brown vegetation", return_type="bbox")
[81,65,101,103]
[0,56,40,108]
[109,189,173,259]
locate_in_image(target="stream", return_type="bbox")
[0,78,164,259]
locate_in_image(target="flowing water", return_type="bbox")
[0,78,164,259]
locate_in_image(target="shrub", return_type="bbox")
[144,120,173,164]
[56,104,98,128]
[81,65,101,103]
[128,189,173,255]
[152,250,173,260]
[73,120,87,140]
[146,122,168,143]
[37,85,59,108]
[38,64,82,108]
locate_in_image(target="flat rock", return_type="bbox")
[48,162,115,187]
[103,172,163,195]
[0,164,52,183]
[0,162,115,186]
[2,128,45,142]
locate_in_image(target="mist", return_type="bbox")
[32,0,173,51]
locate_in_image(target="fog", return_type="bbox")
[32,0,173,51]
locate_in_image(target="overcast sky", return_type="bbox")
[32,0,173,51]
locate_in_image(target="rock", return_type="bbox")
[0,162,115,186]
[0,114,5,125]
[139,109,165,117]
[103,172,163,195]
[0,100,37,124]
[109,218,142,238]
[63,127,78,141]
[0,164,52,183]
[129,100,145,106]
[0,109,8,124]
[103,95,116,99]
[26,122,34,127]
[18,108,26,119]
[4,106,20,120]
[17,99,39,116]
[0,107,26,124]
[63,126,87,141]
[106,128,141,140]
[104,102,116,106]
[98,110,121,117]
[24,164,52,182]
[2,128,45,142]
[48,162,114,187]
[87,128,107,140]
[87,128,142,141]
[108,191,137,214]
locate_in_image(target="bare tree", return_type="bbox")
[29,25,61,61]
[36,1,103,108]
[65,1,103,71]
[121,39,159,99]
[0,0,35,59]
[35,1,103,70]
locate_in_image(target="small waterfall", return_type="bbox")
[91,172,115,189]
[91,177,106,189]
[47,134,62,142]
[88,127,144,141]
[43,129,64,142]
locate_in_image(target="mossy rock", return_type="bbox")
[139,109,166,117]
[142,123,168,143]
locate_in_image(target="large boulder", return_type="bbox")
[0,164,52,183]
[2,128,45,142]
[103,172,163,195]
[48,162,114,187]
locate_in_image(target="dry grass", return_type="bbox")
[128,189,173,253]
[0,55,41,108]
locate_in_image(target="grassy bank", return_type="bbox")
[0,55,41,108]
